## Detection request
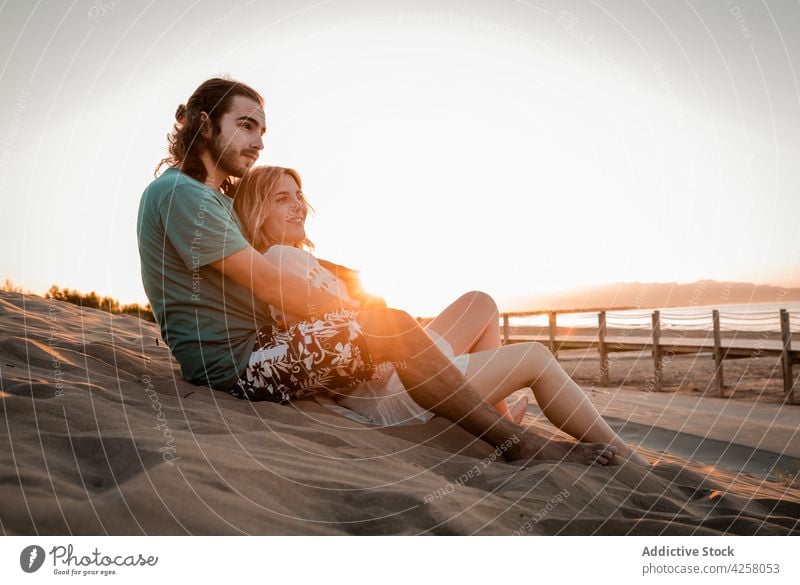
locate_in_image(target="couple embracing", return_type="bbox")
[137,77,648,468]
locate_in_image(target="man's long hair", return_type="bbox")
[156,77,263,192]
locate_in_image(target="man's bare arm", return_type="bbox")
[210,247,359,318]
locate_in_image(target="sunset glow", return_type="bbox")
[0,2,798,316]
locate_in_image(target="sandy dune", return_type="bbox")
[1,291,798,535]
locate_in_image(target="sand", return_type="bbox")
[1,291,798,535]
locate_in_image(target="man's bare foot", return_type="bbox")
[506,433,617,466]
[612,445,650,467]
[506,396,529,425]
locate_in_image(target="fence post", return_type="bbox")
[598,311,609,387]
[548,311,558,359]
[502,313,510,345]
[780,309,796,404]
[651,310,663,392]
[712,309,725,398]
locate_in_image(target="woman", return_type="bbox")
[232,165,526,423]
[233,166,649,466]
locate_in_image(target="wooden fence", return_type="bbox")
[499,307,799,405]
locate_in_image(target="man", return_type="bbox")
[136,77,616,466]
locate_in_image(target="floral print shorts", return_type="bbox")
[228,309,377,404]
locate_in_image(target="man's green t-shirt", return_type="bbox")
[136,167,273,391]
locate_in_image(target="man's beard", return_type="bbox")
[208,134,247,179]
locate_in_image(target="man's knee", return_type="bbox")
[354,307,424,363]
[356,307,417,337]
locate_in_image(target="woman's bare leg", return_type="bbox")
[459,342,650,466]
[424,291,499,355]
[425,291,527,421]
[355,307,618,466]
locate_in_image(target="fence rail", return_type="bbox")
[499,308,799,405]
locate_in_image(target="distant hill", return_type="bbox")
[503,280,800,313]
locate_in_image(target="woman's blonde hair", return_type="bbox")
[232,166,315,253]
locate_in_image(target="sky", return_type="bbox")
[1,0,799,316]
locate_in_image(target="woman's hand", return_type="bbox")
[317,259,361,291]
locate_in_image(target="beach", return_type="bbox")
[1,290,798,535]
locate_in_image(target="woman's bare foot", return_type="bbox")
[506,396,529,425]
[507,433,617,466]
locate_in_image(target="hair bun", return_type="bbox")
[175,104,187,123]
